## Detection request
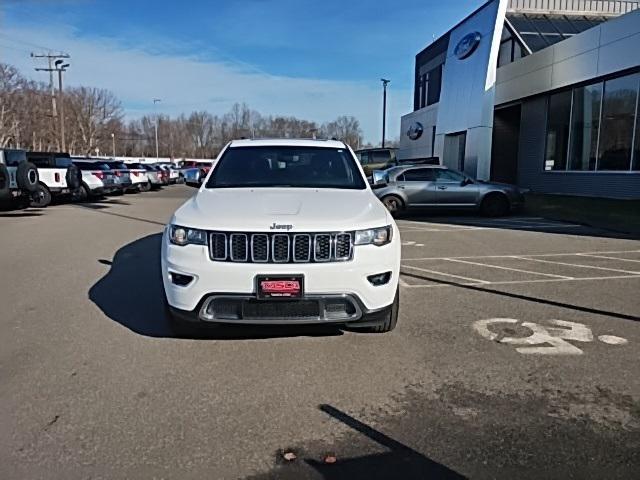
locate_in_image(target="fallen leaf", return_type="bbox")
[283,451,297,462]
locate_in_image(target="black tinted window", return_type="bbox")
[4,150,27,166]
[30,158,50,168]
[371,151,391,163]
[402,168,437,182]
[207,146,366,190]
[435,169,465,182]
[75,162,111,171]
[357,152,369,165]
[54,157,73,168]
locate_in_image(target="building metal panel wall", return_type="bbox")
[434,0,508,180]
[507,0,640,15]
[518,96,640,198]
[399,106,439,160]
[496,9,640,105]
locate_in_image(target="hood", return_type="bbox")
[172,187,390,232]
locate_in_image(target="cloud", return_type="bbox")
[0,21,410,143]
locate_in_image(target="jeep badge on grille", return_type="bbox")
[270,223,293,231]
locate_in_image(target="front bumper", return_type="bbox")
[161,227,401,322]
[167,293,393,326]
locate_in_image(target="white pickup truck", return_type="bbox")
[26,152,81,207]
[162,139,402,336]
[0,148,40,207]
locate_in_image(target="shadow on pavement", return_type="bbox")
[89,233,343,340]
[306,404,466,479]
[247,404,465,480]
[401,271,640,323]
[0,211,43,218]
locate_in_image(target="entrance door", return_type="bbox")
[395,167,438,206]
[433,168,479,206]
[491,104,521,184]
[443,132,467,173]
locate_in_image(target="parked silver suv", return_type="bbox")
[373,165,524,217]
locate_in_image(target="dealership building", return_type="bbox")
[398,0,640,198]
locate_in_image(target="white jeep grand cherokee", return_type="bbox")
[161,139,401,335]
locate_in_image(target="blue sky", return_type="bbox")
[0,0,483,143]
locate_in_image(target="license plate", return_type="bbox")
[256,275,304,299]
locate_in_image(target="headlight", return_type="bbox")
[354,226,393,247]
[169,225,208,246]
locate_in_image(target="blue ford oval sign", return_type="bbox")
[407,122,424,141]
[455,32,482,60]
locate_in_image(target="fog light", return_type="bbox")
[170,272,194,286]
[367,272,391,286]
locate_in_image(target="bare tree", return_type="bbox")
[65,86,123,155]
[0,62,367,158]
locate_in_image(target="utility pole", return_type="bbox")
[34,53,70,151]
[55,61,70,151]
[153,98,161,160]
[380,78,390,148]
[32,52,70,149]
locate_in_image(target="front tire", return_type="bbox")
[30,184,52,208]
[481,193,509,217]
[381,195,404,218]
[356,288,399,334]
[164,294,200,338]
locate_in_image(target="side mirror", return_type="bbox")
[371,182,388,190]
[461,178,473,186]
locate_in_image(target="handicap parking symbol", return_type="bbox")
[473,318,628,356]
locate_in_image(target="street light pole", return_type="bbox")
[153,98,161,160]
[38,60,70,151]
[56,62,70,152]
[111,133,116,157]
[381,78,390,149]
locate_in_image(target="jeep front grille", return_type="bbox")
[208,232,353,263]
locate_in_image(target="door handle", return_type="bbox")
[438,186,447,190]
[398,186,405,190]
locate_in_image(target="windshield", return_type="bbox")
[206,146,366,190]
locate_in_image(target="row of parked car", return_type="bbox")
[0,148,213,209]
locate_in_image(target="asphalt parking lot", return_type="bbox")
[1,186,639,479]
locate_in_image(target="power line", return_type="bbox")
[0,41,32,54]
[0,32,61,53]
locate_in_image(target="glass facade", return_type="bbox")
[545,71,640,172]
[597,74,639,170]
[568,83,602,171]
[545,91,571,171]
[417,65,443,109]
[506,14,608,53]
[497,24,527,68]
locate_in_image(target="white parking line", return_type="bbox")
[515,256,640,275]
[398,220,477,228]
[443,258,574,279]
[398,277,411,287]
[400,274,640,289]
[401,263,491,284]
[577,254,640,263]
[400,228,487,233]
